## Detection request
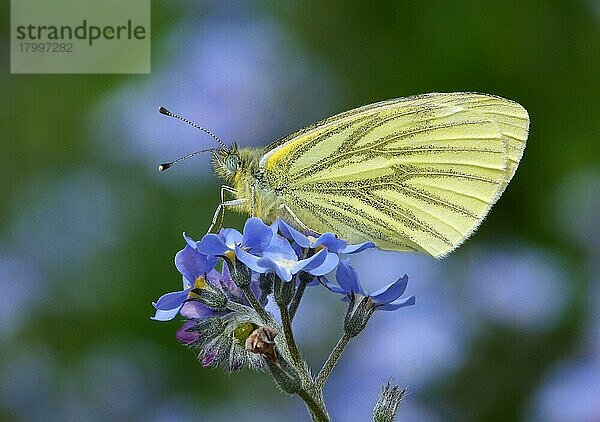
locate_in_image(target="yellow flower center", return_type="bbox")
[189,276,209,298]
[225,249,236,262]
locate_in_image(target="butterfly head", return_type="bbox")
[157,106,239,176]
[212,143,243,181]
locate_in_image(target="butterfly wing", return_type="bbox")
[260,92,529,257]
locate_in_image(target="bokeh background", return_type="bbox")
[2,1,600,421]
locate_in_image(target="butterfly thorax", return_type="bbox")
[212,146,283,223]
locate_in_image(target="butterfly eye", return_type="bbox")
[225,155,240,173]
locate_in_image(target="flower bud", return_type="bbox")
[190,288,228,310]
[372,381,407,422]
[224,256,252,288]
[343,293,376,337]
[192,316,225,338]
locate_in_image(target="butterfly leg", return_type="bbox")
[251,185,256,217]
[219,185,237,229]
[206,185,246,233]
[207,199,247,233]
[279,203,315,233]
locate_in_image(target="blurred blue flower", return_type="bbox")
[530,359,600,422]
[151,238,218,321]
[324,259,415,311]
[466,244,570,332]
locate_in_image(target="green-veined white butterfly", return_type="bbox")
[159,92,529,258]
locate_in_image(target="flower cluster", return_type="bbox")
[152,217,414,372]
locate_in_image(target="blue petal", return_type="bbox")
[335,259,366,295]
[320,276,348,294]
[341,241,376,254]
[292,243,304,258]
[290,248,328,274]
[151,307,182,321]
[235,246,269,273]
[175,245,217,281]
[257,257,293,281]
[154,289,190,310]
[272,235,298,260]
[313,233,347,252]
[263,234,299,261]
[304,251,339,276]
[196,234,230,256]
[220,228,243,249]
[371,274,409,305]
[181,275,191,290]
[379,295,416,311]
[205,269,222,290]
[182,232,197,248]
[269,218,280,235]
[277,219,312,248]
[274,264,294,282]
[242,217,273,252]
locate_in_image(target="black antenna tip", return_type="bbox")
[158,162,173,171]
[158,106,171,116]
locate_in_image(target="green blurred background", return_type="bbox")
[2,1,599,421]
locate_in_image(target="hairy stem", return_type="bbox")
[272,278,303,367]
[240,285,271,324]
[297,388,330,422]
[280,303,303,367]
[289,249,310,320]
[315,333,352,389]
[289,275,310,320]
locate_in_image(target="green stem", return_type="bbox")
[289,248,310,321]
[280,303,303,367]
[240,285,271,324]
[315,333,352,389]
[297,388,330,422]
[272,278,302,367]
[289,275,309,320]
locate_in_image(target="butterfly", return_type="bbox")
[159,92,529,258]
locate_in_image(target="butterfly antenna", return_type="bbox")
[158,147,214,171]
[158,106,227,149]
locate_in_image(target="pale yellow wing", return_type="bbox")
[260,92,529,257]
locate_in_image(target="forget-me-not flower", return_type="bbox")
[324,258,415,311]
[151,239,218,321]
[276,218,375,277]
